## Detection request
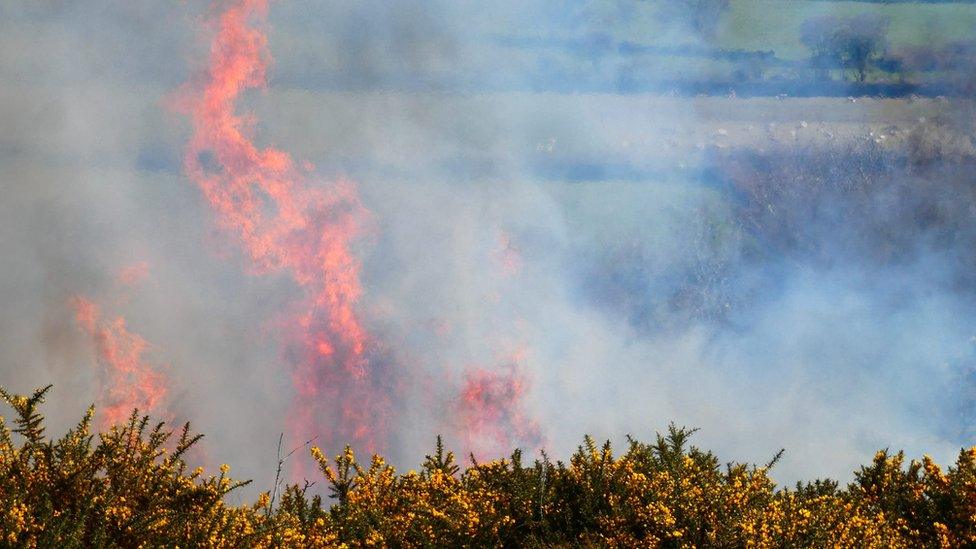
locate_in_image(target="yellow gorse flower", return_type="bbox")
[4,387,976,547]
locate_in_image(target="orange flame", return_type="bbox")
[181,0,387,452]
[496,231,522,278]
[72,296,168,428]
[116,261,150,287]
[455,231,542,459]
[458,353,541,461]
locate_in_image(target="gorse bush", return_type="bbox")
[0,386,260,547]
[2,386,976,547]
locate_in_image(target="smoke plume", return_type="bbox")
[1,0,975,493]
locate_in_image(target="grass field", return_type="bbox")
[257,90,974,178]
[721,0,976,58]
[606,0,976,59]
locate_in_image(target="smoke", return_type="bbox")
[2,0,975,495]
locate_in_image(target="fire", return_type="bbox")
[458,353,542,461]
[455,230,542,460]
[181,0,387,452]
[72,296,168,428]
[116,261,150,287]
[496,231,522,278]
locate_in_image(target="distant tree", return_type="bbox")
[653,0,732,41]
[800,13,890,82]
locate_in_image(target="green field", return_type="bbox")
[721,0,976,58]
[609,0,976,59]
